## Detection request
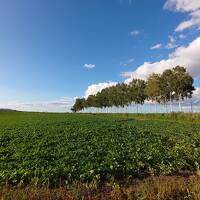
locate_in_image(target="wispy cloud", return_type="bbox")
[130,30,140,36]
[83,64,96,69]
[166,35,178,49]
[164,0,200,32]
[120,71,133,78]
[150,43,162,50]
[0,97,76,112]
[176,10,200,32]
[120,0,133,5]
[120,58,134,66]
[179,34,186,39]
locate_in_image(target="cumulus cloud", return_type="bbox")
[83,64,96,69]
[0,97,75,112]
[120,58,135,66]
[164,0,200,32]
[122,36,200,82]
[150,43,162,50]
[85,82,117,98]
[130,30,140,36]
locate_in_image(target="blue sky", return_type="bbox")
[0,0,200,111]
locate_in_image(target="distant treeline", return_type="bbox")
[72,66,195,112]
[0,109,17,112]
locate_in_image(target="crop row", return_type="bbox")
[0,112,200,185]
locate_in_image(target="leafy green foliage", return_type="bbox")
[72,66,195,112]
[0,112,200,185]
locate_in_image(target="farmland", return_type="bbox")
[0,112,200,199]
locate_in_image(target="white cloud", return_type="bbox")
[164,0,200,32]
[150,43,162,50]
[176,10,200,32]
[164,0,200,13]
[183,87,200,106]
[85,81,117,98]
[83,64,96,69]
[0,97,75,112]
[130,30,140,36]
[169,35,175,43]
[193,87,200,100]
[166,43,178,49]
[122,36,200,82]
[166,35,178,49]
[120,71,134,78]
[179,34,186,39]
[120,58,135,66]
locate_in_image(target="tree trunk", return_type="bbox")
[165,97,168,113]
[179,95,182,112]
[170,92,173,113]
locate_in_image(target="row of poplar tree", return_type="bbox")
[71,66,195,112]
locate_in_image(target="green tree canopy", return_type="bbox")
[145,73,162,103]
[71,98,86,112]
[71,66,195,113]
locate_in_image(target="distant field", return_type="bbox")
[1,112,200,187]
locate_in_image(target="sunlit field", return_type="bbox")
[1,0,200,199]
[0,112,200,199]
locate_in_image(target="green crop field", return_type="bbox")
[1,112,200,187]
